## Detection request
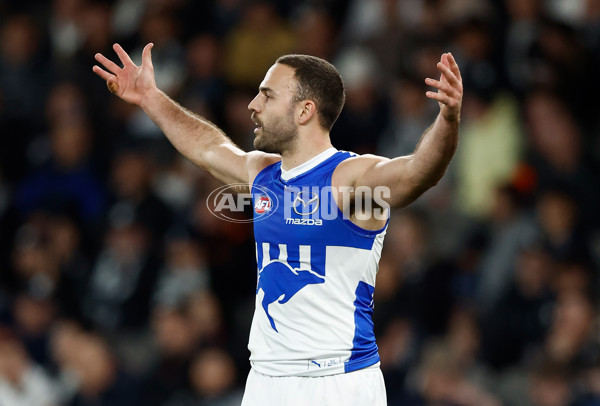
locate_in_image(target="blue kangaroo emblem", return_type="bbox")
[257,260,325,332]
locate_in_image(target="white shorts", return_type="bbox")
[241,364,387,406]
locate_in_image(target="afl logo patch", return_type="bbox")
[255,196,273,214]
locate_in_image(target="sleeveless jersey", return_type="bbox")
[249,149,388,377]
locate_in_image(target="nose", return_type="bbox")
[248,94,261,113]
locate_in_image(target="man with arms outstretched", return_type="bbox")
[93,43,462,405]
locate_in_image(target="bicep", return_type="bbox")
[201,144,280,186]
[336,154,424,208]
[200,143,250,185]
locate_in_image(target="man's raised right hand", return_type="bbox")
[92,43,156,106]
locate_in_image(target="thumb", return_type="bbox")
[142,43,154,67]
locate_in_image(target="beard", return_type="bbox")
[252,110,298,154]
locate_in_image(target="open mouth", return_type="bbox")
[251,114,263,133]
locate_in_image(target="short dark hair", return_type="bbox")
[276,54,345,131]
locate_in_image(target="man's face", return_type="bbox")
[248,63,300,154]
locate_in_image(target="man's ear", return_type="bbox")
[298,100,316,125]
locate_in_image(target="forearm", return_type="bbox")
[93,43,253,183]
[409,113,459,188]
[139,88,235,171]
[342,52,462,209]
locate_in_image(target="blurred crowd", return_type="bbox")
[0,0,600,405]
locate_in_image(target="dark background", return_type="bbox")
[1,0,600,405]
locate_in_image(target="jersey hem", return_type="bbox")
[344,353,381,373]
[250,355,381,377]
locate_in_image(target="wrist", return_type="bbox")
[440,110,461,126]
[140,87,162,110]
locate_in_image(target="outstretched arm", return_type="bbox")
[334,52,462,209]
[92,43,277,185]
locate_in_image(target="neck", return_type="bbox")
[280,129,333,171]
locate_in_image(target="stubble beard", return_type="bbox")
[253,112,298,155]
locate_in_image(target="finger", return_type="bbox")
[92,65,116,82]
[113,43,135,67]
[446,52,462,81]
[95,53,121,74]
[440,52,449,66]
[437,61,460,86]
[425,90,456,106]
[106,80,119,95]
[142,43,154,68]
[425,77,459,98]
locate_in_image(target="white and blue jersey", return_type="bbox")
[248,148,388,377]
